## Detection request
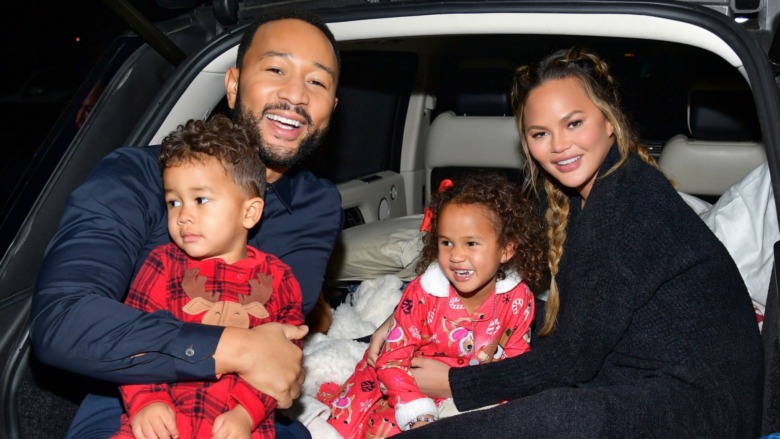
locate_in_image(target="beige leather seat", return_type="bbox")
[424,111,523,201]
[659,87,765,198]
[422,63,524,201]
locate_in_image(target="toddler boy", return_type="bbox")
[113,114,304,439]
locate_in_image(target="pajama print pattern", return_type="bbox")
[319,262,534,438]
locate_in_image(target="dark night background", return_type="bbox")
[2,2,124,97]
[0,1,194,164]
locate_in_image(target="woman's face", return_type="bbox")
[523,77,614,201]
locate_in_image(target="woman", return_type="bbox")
[382,47,764,438]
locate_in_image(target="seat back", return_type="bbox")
[423,62,524,201]
[424,111,524,201]
[659,87,765,198]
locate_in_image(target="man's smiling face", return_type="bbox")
[226,18,339,174]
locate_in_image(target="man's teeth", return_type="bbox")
[266,114,302,128]
[557,156,580,166]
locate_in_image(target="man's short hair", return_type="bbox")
[235,9,341,76]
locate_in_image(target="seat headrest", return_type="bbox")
[689,89,761,141]
[425,112,522,169]
[425,112,524,200]
[454,66,514,116]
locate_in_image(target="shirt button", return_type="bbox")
[457,358,464,365]
[185,346,195,357]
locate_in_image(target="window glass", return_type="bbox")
[303,51,417,183]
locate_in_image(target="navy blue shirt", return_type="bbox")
[30,145,342,384]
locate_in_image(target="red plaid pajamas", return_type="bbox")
[113,243,303,439]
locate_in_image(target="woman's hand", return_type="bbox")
[410,357,452,399]
[367,315,393,367]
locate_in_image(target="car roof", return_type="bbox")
[136,1,779,148]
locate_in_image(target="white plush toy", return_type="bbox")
[282,274,405,438]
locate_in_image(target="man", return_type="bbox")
[30,10,342,439]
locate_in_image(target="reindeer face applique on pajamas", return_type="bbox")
[181,267,273,328]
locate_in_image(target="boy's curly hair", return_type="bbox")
[159,114,266,198]
[415,172,547,289]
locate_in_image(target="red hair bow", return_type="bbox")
[420,179,454,232]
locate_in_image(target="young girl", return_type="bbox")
[393,47,763,438]
[317,172,547,437]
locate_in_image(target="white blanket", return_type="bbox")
[281,275,405,438]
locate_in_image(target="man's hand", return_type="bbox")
[214,323,309,408]
[410,357,453,399]
[367,315,393,367]
[130,402,178,439]
[211,404,253,439]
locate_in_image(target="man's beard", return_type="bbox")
[234,93,327,169]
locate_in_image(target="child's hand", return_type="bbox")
[211,404,253,439]
[367,315,393,366]
[130,402,178,439]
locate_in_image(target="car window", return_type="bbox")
[0,36,143,253]
[425,34,752,154]
[302,51,418,183]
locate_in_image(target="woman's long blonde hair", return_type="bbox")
[511,47,659,336]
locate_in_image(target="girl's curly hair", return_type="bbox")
[415,172,547,289]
